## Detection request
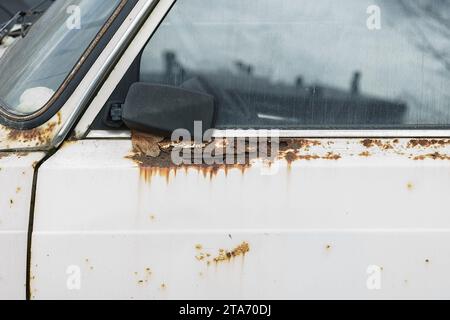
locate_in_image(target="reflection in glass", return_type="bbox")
[141,0,450,128]
[0,0,121,115]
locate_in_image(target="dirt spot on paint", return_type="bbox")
[135,267,152,285]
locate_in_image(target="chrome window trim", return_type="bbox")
[87,129,450,139]
[211,130,450,138]
[86,130,132,139]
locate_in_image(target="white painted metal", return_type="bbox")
[86,130,132,139]
[0,152,45,300]
[31,139,450,299]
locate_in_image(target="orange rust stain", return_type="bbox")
[413,152,450,161]
[195,242,250,266]
[5,113,61,146]
[195,244,211,262]
[408,139,450,148]
[282,151,316,165]
[128,134,346,182]
[280,151,341,165]
[213,242,250,264]
[128,135,251,182]
[359,151,371,157]
[322,152,341,160]
[361,139,394,150]
[279,138,321,152]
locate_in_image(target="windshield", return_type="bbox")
[0,0,122,116]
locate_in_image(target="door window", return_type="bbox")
[139,0,450,129]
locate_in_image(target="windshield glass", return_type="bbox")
[0,0,121,116]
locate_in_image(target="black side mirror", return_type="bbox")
[122,82,215,137]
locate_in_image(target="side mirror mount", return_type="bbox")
[122,82,215,138]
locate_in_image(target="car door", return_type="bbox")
[30,0,450,299]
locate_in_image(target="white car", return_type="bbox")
[0,0,449,300]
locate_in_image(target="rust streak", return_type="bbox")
[128,133,253,182]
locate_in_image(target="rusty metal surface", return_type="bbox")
[0,112,62,150]
[126,135,450,182]
[30,138,450,299]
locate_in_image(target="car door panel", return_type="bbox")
[30,138,450,299]
[0,152,45,300]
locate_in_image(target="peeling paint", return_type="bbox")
[2,112,62,148]
[361,139,395,150]
[128,134,252,181]
[408,139,450,148]
[127,135,343,181]
[127,135,450,182]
